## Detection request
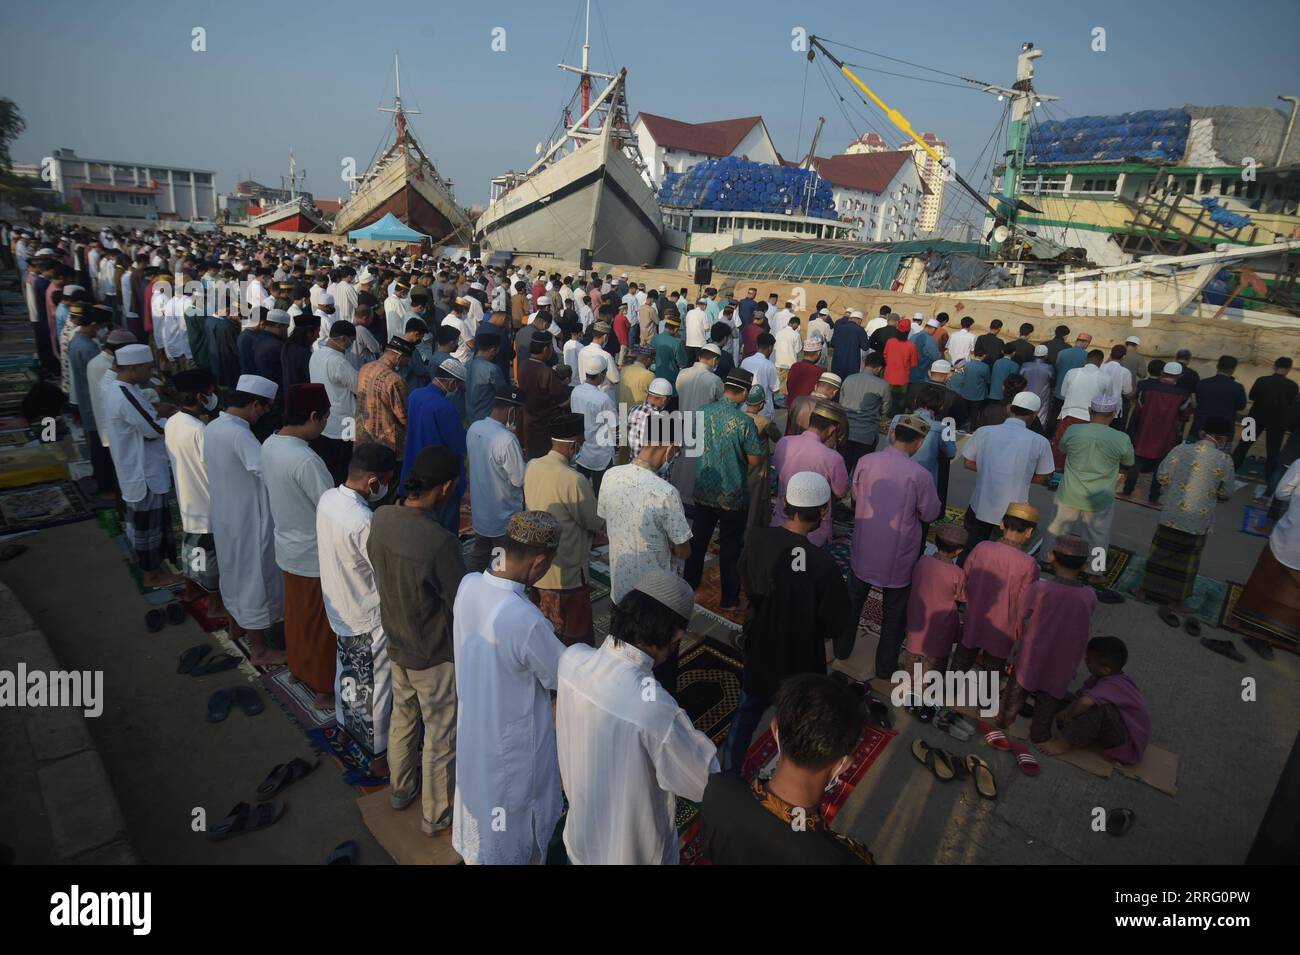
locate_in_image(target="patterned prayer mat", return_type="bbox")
[306,725,389,794]
[0,479,93,533]
[1114,472,1163,510]
[675,637,744,748]
[1236,457,1267,482]
[0,369,36,396]
[1092,545,1135,592]
[1240,505,1272,538]
[258,665,336,733]
[0,427,36,449]
[1114,554,1230,625]
[1218,581,1246,631]
[692,564,745,626]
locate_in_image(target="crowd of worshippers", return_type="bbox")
[7,219,1297,864]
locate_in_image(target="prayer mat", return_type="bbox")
[1218,581,1247,631]
[0,427,36,449]
[1115,471,1163,510]
[258,665,337,732]
[1240,504,1272,538]
[1048,741,1180,797]
[692,564,745,627]
[306,725,388,793]
[0,370,36,396]
[675,637,744,748]
[0,480,93,533]
[1236,456,1266,482]
[1090,545,1134,592]
[357,788,462,865]
[1116,555,1229,625]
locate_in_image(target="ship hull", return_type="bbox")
[476,135,662,267]
[336,154,470,242]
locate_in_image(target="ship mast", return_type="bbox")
[580,0,592,128]
[379,51,421,154]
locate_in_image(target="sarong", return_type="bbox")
[283,571,338,694]
[335,627,393,757]
[1228,542,1300,650]
[1051,415,1086,472]
[181,531,219,592]
[531,585,594,646]
[124,490,176,572]
[1139,524,1204,605]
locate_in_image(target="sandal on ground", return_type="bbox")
[256,756,319,800]
[1096,588,1125,604]
[1008,740,1041,776]
[1107,807,1136,836]
[325,840,358,864]
[166,601,188,626]
[936,709,974,742]
[145,607,168,633]
[910,739,956,781]
[208,800,285,841]
[1200,637,1246,662]
[207,688,234,723]
[1242,636,1275,661]
[978,720,1012,751]
[1183,617,1202,638]
[864,694,893,730]
[1157,606,1181,628]
[966,754,998,799]
[0,544,27,562]
[233,686,264,716]
[177,644,212,674]
[190,653,240,677]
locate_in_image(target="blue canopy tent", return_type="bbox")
[347,213,429,242]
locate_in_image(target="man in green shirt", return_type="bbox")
[651,313,689,393]
[683,367,764,610]
[1042,394,1134,572]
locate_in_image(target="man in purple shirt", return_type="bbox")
[848,415,941,678]
[770,403,849,548]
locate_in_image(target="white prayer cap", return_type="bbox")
[1125,335,1141,345]
[1163,361,1184,376]
[1033,344,1049,357]
[545,282,554,291]
[237,375,278,400]
[633,568,695,621]
[471,281,483,290]
[930,360,953,374]
[318,291,335,306]
[266,309,290,325]
[820,307,831,316]
[436,357,467,381]
[649,377,674,397]
[115,343,153,366]
[659,284,667,291]
[913,312,926,321]
[538,295,551,305]
[850,309,863,318]
[803,338,823,354]
[786,471,832,508]
[620,272,628,278]
[925,318,940,328]
[1010,391,1042,413]
[1090,394,1120,414]
[356,268,374,284]
[700,343,722,358]
[578,353,607,377]
[35,247,57,256]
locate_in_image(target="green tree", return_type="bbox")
[0,98,25,171]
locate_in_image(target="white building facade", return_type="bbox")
[44,148,217,220]
[632,114,779,187]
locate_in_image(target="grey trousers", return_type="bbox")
[387,660,457,831]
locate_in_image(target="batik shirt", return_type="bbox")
[1156,440,1232,536]
[693,399,763,512]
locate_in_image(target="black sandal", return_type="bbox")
[177,644,212,674]
[233,686,264,716]
[1157,606,1181,628]
[190,653,240,677]
[1183,617,1202,638]
[1107,807,1136,836]
[255,756,319,800]
[911,740,956,781]
[208,800,286,841]
[1200,638,1246,662]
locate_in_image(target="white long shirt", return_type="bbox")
[164,411,210,534]
[206,413,284,630]
[316,485,381,636]
[946,327,976,364]
[103,378,171,503]
[158,295,193,360]
[962,417,1055,525]
[309,345,359,441]
[465,417,525,538]
[570,382,616,471]
[334,281,358,325]
[556,635,719,865]
[1060,363,1104,421]
[684,307,709,348]
[740,351,780,418]
[578,341,619,387]
[1269,459,1300,570]
[261,434,334,577]
[1099,360,1134,404]
[87,353,115,447]
[774,325,803,369]
[384,293,411,341]
[451,571,565,865]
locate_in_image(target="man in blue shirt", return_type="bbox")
[1050,331,1092,433]
[831,310,870,381]
[1193,355,1248,438]
[402,359,468,533]
[464,330,506,424]
[736,287,759,326]
[949,348,991,430]
[909,320,943,383]
[988,342,1020,401]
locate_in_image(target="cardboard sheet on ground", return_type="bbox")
[356,789,462,865]
[1017,728,1180,796]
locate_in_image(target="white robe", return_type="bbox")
[451,571,565,865]
[205,412,284,630]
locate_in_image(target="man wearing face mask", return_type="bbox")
[701,674,873,864]
[722,471,854,772]
[164,367,225,618]
[465,386,526,572]
[206,375,287,667]
[317,442,398,773]
[524,412,605,647]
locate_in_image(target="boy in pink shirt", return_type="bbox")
[997,534,1098,742]
[950,502,1040,675]
[1044,636,1151,765]
[904,523,967,681]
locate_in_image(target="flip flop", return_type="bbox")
[1157,607,1181,628]
[145,607,167,633]
[978,720,1012,751]
[910,739,956,781]
[233,686,264,716]
[166,601,188,626]
[1243,636,1275,661]
[0,543,27,562]
[208,800,286,841]
[1096,588,1125,604]
[325,840,358,864]
[190,653,240,677]
[1107,807,1136,837]
[207,688,234,723]
[1200,637,1246,663]
[255,756,320,800]
[1008,740,1041,776]
[915,704,937,724]
[966,754,998,799]
[865,694,893,730]
[177,644,212,674]
[1183,617,1202,638]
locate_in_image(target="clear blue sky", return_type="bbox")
[3,0,1297,214]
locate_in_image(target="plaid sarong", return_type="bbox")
[125,490,177,572]
[1139,523,1204,604]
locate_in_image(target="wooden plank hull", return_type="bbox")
[336,154,470,242]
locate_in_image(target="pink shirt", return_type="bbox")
[959,540,1038,658]
[850,446,941,588]
[771,430,849,547]
[1081,672,1150,765]
[1013,578,1097,698]
[905,556,964,657]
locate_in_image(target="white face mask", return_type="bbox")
[367,482,389,504]
[201,392,218,412]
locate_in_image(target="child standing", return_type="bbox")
[951,503,1041,675]
[904,523,967,695]
[1044,636,1151,765]
[998,534,1098,742]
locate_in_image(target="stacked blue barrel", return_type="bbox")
[657,157,838,219]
